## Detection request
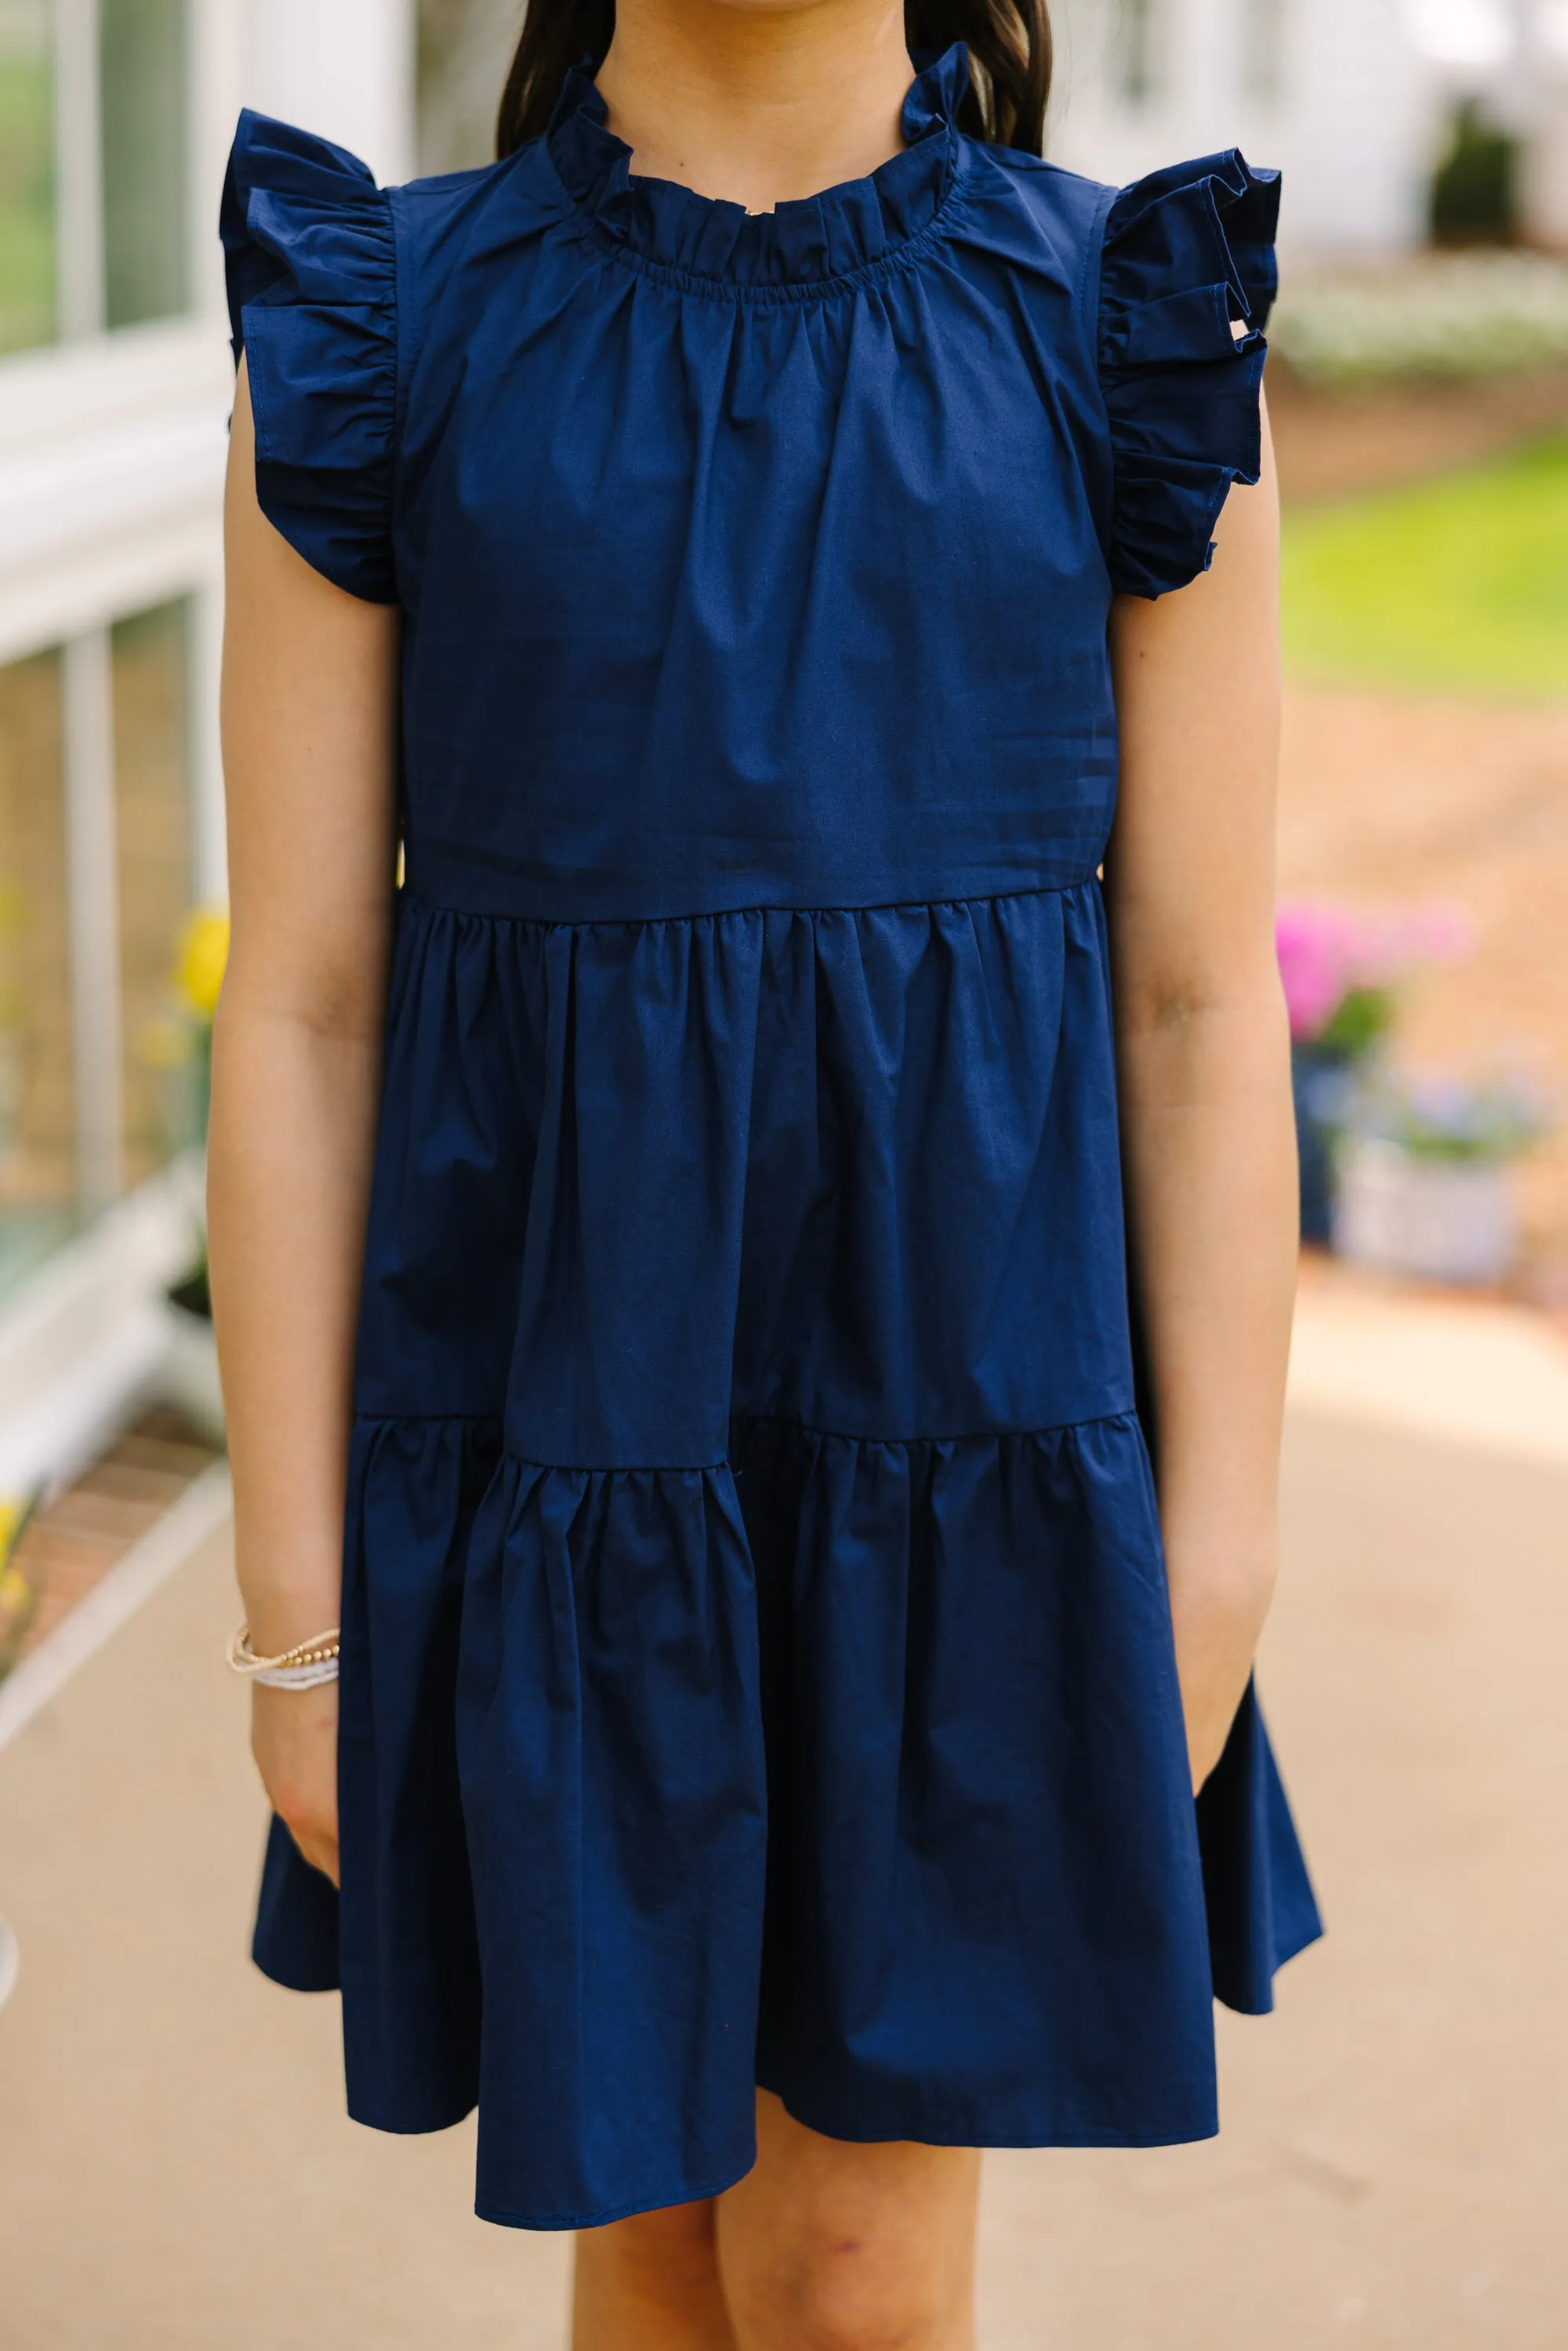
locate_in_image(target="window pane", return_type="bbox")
[100,0,187,330]
[418,0,519,175]
[1120,0,1161,105]
[1244,0,1286,100]
[0,648,78,1300]
[111,600,194,1184]
[0,0,56,356]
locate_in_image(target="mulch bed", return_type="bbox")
[1269,362,1568,508]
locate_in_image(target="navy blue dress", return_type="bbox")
[224,45,1320,2232]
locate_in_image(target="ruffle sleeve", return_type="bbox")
[220,110,398,604]
[1097,151,1281,600]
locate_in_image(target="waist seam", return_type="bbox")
[395,873,1102,934]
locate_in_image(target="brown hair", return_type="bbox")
[496,2,1053,159]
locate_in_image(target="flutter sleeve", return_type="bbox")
[220,109,399,604]
[1096,151,1281,600]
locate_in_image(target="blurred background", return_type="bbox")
[0,5,1565,2346]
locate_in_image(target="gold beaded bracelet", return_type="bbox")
[227,1624,341,1689]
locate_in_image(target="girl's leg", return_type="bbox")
[716,2090,982,2351]
[572,2197,738,2350]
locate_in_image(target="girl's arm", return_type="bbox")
[208,358,399,1882]
[1105,400,1296,1791]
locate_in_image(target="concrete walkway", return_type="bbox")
[2,1379,1566,2343]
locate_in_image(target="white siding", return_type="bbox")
[245,0,417,185]
[0,0,416,1476]
[1048,0,1443,258]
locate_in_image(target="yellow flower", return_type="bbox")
[0,1499,20,1560]
[139,1012,191,1071]
[176,907,230,1019]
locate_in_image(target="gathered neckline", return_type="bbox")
[546,43,968,292]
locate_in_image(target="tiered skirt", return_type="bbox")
[252,876,1319,2229]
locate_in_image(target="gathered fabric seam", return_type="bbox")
[387,181,416,489]
[728,1403,1140,1450]
[393,872,1096,935]
[1078,178,1120,568]
[349,1404,1142,1469]
[539,135,973,308]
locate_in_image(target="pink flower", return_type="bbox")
[1276,901,1358,1039]
[1274,898,1472,1043]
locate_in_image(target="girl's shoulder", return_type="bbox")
[220,113,572,600]
[962,134,1279,324]
[223,109,570,326]
[393,134,571,270]
[953,138,1281,600]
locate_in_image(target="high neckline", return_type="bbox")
[546,44,968,291]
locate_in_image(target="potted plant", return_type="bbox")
[1333,1068,1552,1285]
[158,908,229,1442]
[1276,900,1470,1243]
[0,1489,43,1684]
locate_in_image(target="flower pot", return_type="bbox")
[1292,1040,1355,1246]
[1332,1137,1516,1284]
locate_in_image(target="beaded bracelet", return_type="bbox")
[227,1624,341,1690]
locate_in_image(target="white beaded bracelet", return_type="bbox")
[227,1624,340,1691]
[252,1655,339,1689]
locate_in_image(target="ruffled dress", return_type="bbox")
[223,45,1320,2232]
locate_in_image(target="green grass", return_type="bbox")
[0,53,56,356]
[1280,436,1568,697]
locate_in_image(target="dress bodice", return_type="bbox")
[222,45,1278,923]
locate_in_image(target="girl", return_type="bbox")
[213,2,1319,2343]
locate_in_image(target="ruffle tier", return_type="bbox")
[255,1401,1319,2227]
[546,45,964,289]
[220,109,398,602]
[350,883,1138,1447]
[1098,148,1282,598]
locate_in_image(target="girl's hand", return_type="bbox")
[251,1681,340,1885]
[1164,1523,1279,1795]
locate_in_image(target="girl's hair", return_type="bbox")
[496,2,1053,159]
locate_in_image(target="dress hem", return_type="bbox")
[474,2155,759,2234]
[345,2089,478,2139]
[334,2055,1225,2221]
[466,2096,1226,2232]
[758,2074,1221,2156]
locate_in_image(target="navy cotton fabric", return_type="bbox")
[225,45,1319,2231]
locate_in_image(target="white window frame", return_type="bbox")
[0,0,249,1492]
[0,0,417,1495]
